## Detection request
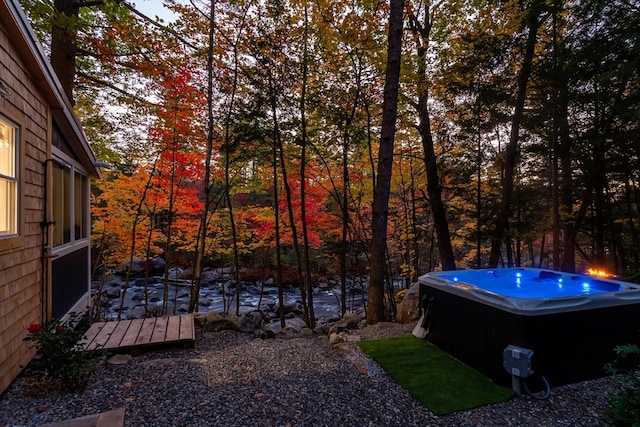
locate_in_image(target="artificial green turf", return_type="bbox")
[357,335,513,415]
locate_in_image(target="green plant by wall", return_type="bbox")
[605,343,640,426]
[23,312,104,391]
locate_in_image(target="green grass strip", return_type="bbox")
[357,335,513,415]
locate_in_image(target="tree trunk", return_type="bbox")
[189,1,216,312]
[272,135,285,329]
[299,6,315,328]
[367,0,403,324]
[51,0,79,104]
[406,3,456,271]
[488,8,543,267]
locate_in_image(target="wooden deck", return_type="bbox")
[81,315,194,352]
[40,408,125,427]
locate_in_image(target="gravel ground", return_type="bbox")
[0,323,616,426]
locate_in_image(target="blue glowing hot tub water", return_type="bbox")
[423,268,640,315]
[418,268,640,387]
[445,269,621,298]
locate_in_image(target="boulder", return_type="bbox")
[253,328,269,340]
[273,301,304,315]
[328,332,345,345]
[193,313,206,326]
[328,313,361,335]
[105,287,121,298]
[265,316,308,335]
[168,268,184,280]
[229,314,257,334]
[246,311,264,329]
[396,283,421,324]
[204,311,239,332]
[150,257,166,273]
[200,269,222,283]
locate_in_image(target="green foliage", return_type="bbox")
[605,344,640,426]
[358,335,513,415]
[23,313,104,391]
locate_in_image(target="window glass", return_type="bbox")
[74,173,87,239]
[52,165,72,246]
[0,118,17,236]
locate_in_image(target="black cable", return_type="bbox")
[523,375,551,400]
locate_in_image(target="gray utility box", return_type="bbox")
[503,345,534,378]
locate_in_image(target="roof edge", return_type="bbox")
[3,0,100,178]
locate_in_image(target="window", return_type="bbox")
[52,164,70,245]
[74,173,87,240]
[52,163,88,246]
[0,117,17,237]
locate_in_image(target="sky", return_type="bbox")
[131,0,178,23]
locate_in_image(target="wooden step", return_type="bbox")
[81,315,195,353]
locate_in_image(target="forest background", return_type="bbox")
[19,0,640,324]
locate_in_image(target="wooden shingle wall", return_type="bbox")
[0,16,50,394]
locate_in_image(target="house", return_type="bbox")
[0,0,100,394]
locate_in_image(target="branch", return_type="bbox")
[119,1,199,51]
[76,71,157,107]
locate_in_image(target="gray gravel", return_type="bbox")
[0,324,615,426]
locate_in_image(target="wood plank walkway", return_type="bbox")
[40,408,125,427]
[81,315,194,352]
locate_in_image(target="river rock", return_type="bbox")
[168,268,184,280]
[274,301,303,315]
[395,282,420,324]
[105,287,121,298]
[200,269,221,283]
[253,328,269,339]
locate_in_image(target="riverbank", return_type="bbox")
[0,323,614,426]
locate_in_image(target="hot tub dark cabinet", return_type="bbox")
[418,269,640,388]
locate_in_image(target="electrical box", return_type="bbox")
[503,345,534,378]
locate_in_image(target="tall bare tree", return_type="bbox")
[488,2,547,267]
[367,0,404,324]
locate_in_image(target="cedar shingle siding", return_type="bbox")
[0,0,98,394]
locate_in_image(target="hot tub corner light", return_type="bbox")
[453,277,458,282]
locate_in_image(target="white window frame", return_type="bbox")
[0,116,18,238]
[51,150,90,255]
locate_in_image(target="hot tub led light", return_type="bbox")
[582,282,591,292]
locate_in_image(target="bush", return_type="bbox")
[605,343,640,426]
[23,312,104,391]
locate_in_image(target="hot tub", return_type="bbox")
[418,268,640,387]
